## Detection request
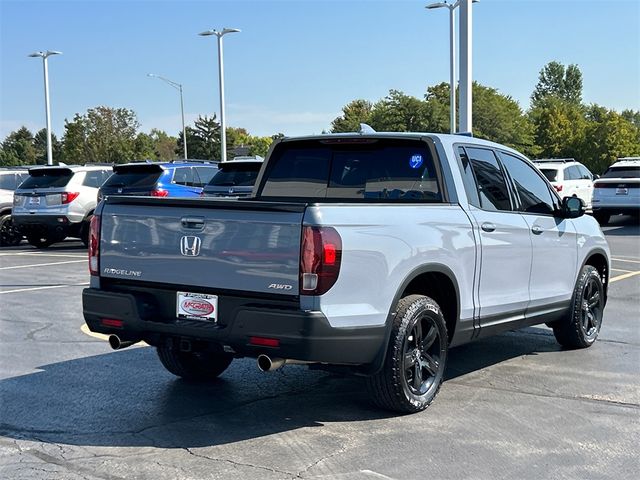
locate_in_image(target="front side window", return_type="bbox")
[499,152,556,215]
[465,147,511,211]
[564,166,580,181]
[577,165,592,180]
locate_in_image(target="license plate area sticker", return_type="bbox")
[615,187,628,195]
[29,196,41,205]
[176,292,218,321]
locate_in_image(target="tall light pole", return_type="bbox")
[459,0,474,133]
[198,27,240,163]
[28,50,62,165]
[425,0,478,134]
[148,73,188,159]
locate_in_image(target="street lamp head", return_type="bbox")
[221,28,241,35]
[28,51,44,58]
[426,2,449,9]
[46,51,62,57]
[199,28,241,37]
[147,73,156,77]
[198,29,217,37]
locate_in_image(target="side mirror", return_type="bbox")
[561,196,585,219]
[593,174,600,180]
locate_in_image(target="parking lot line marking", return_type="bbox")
[0,282,89,294]
[612,257,640,264]
[611,268,634,273]
[0,260,86,270]
[610,271,640,283]
[0,252,85,258]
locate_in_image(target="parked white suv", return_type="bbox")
[12,165,112,247]
[592,157,640,225]
[533,159,595,209]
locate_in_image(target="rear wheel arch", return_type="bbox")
[366,264,460,375]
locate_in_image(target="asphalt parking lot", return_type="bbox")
[0,216,638,480]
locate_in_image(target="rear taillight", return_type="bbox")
[593,183,603,189]
[553,184,563,192]
[61,192,80,204]
[150,188,169,197]
[88,215,101,276]
[300,226,342,295]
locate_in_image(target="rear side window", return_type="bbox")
[172,167,194,186]
[260,139,442,202]
[539,168,558,182]
[103,169,162,189]
[195,166,218,186]
[20,169,73,189]
[499,152,557,215]
[564,166,581,181]
[602,166,640,178]
[465,147,511,211]
[82,170,109,188]
[209,163,261,187]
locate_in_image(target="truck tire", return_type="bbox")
[0,214,22,246]
[156,345,233,381]
[552,265,604,349]
[365,295,448,413]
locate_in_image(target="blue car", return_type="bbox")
[98,160,219,201]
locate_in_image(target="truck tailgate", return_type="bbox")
[99,197,305,295]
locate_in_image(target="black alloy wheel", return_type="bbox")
[402,313,444,397]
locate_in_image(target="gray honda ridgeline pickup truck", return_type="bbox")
[83,132,610,413]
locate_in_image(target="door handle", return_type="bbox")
[481,222,496,233]
[531,225,544,235]
[181,217,205,230]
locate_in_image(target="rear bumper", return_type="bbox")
[12,214,81,236]
[592,206,640,216]
[82,287,385,366]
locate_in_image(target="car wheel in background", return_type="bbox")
[0,214,22,246]
[26,234,62,249]
[593,213,610,225]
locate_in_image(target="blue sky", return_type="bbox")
[1,0,639,141]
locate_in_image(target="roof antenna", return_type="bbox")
[359,123,376,134]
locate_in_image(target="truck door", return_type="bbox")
[457,147,532,335]
[497,151,577,313]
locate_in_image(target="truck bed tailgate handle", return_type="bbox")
[181,217,205,229]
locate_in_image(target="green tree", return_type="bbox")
[330,99,373,133]
[62,107,140,164]
[621,109,640,129]
[580,105,640,173]
[368,90,430,132]
[1,127,36,165]
[472,83,537,156]
[178,115,221,160]
[531,61,583,106]
[248,136,273,157]
[529,96,586,160]
[34,128,63,165]
[133,132,156,159]
[149,129,178,161]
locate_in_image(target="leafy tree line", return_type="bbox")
[330,61,640,174]
[0,107,275,166]
[2,61,639,173]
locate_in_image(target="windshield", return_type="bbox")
[602,166,640,179]
[103,170,162,189]
[208,163,261,187]
[539,169,558,182]
[20,169,73,189]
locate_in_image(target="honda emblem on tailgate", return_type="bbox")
[180,236,202,257]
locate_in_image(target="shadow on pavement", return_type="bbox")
[0,328,561,449]
[600,215,640,236]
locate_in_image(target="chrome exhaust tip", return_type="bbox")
[257,354,286,372]
[108,335,139,350]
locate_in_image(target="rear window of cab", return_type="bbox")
[259,139,443,202]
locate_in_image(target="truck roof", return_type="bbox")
[278,132,528,159]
